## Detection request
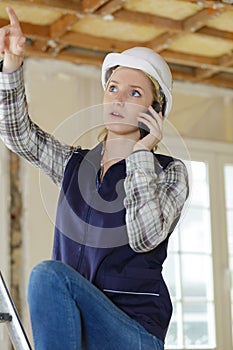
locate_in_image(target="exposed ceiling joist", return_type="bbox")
[0,0,232,89]
[82,0,109,13]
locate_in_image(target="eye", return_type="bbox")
[131,89,141,97]
[108,84,117,93]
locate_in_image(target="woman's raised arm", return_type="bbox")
[0,7,25,72]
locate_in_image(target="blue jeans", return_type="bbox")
[27,260,164,350]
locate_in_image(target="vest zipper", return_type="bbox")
[77,192,95,271]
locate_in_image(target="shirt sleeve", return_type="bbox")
[124,150,189,253]
[0,64,74,186]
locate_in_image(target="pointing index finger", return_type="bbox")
[6,6,20,28]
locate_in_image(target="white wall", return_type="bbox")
[0,142,10,349]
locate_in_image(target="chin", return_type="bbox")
[106,124,138,137]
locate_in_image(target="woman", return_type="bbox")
[0,7,189,350]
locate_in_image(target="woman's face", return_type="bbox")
[103,67,154,138]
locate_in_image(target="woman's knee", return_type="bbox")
[27,260,65,303]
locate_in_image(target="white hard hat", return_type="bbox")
[101,47,173,116]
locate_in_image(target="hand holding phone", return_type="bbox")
[138,100,161,139]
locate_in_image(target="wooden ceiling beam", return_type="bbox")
[162,49,220,69]
[2,0,82,12]
[0,18,50,38]
[198,26,233,41]
[96,0,125,15]
[146,32,179,52]
[25,45,103,66]
[82,0,110,13]
[179,0,233,10]
[202,75,233,89]
[194,52,233,80]
[50,14,79,38]
[31,39,49,52]
[114,10,182,31]
[219,52,233,67]
[0,6,231,44]
[21,23,50,38]
[194,67,219,80]
[59,31,133,52]
[182,7,222,32]
[172,68,233,89]
[169,47,232,74]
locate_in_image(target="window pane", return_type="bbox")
[163,253,179,297]
[166,303,178,346]
[189,161,210,207]
[180,208,211,253]
[183,302,213,347]
[181,254,213,299]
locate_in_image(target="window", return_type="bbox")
[163,140,233,350]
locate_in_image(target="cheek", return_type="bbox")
[103,90,113,104]
[127,103,146,120]
[103,94,108,104]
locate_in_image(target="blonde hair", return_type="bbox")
[98,127,108,142]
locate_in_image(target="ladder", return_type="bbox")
[0,271,32,350]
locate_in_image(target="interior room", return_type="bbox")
[0,1,233,349]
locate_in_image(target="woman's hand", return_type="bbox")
[133,105,164,152]
[0,7,25,73]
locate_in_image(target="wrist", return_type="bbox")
[3,53,23,73]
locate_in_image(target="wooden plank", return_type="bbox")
[114,9,182,31]
[202,75,233,89]
[25,45,104,66]
[161,49,220,68]
[21,22,50,38]
[194,67,219,79]
[3,0,82,12]
[0,19,10,27]
[172,68,233,89]
[182,8,222,32]
[0,19,50,38]
[146,32,179,52]
[193,53,233,79]
[179,0,233,11]
[198,26,233,41]
[219,53,233,67]
[50,14,79,38]
[59,31,135,52]
[82,0,110,13]
[31,39,49,52]
[96,0,125,15]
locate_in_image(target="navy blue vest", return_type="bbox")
[53,143,176,341]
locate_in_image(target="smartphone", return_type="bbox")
[138,100,161,139]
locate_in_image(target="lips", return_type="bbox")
[110,111,124,119]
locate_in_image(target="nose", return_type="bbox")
[114,91,126,106]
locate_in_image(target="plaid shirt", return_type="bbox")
[0,65,189,252]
